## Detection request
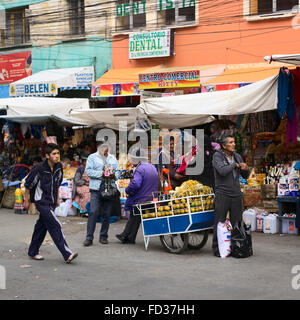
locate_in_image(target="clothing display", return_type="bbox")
[277,67,295,120]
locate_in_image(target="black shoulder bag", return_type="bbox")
[100,177,120,201]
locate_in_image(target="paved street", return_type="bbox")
[0,209,300,300]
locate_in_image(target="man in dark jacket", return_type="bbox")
[212,133,249,257]
[116,148,158,244]
[24,143,78,263]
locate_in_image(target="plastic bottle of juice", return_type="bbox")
[15,186,23,204]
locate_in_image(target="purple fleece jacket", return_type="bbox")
[124,162,158,211]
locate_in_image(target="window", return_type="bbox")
[1,8,30,47]
[69,0,85,36]
[250,0,298,15]
[115,0,146,32]
[157,0,196,26]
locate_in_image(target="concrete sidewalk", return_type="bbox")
[0,209,300,300]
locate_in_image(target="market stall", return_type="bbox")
[137,65,299,235]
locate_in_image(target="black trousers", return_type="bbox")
[86,190,114,241]
[120,204,152,243]
[120,211,141,243]
[212,193,243,253]
[28,204,73,261]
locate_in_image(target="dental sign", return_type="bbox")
[10,82,57,97]
[129,29,171,59]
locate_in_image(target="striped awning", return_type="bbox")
[60,85,91,91]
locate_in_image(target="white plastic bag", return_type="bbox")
[55,200,70,217]
[217,219,232,258]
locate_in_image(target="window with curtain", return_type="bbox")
[69,0,85,36]
[1,7,30,47]
[250,0,298,15]
[157,0,196,26]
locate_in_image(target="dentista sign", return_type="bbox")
[129,30,171,59]
[116,0,195,17]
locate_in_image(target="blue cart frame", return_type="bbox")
[134,193,215,252]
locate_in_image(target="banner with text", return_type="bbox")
[129,30,171,60]
[10,82,57,97]
[92,83,140,97]
[0,51,32,85]
[139,70,200,89]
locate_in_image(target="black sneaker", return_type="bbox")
[213,250,221,257]
[83,240,93,247]
[116,234,127,243]
[99,239,108,244]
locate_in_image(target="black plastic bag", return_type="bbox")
[100,178,120,201]
[231,222,253,258]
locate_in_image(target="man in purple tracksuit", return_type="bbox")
[116,148,158,244]
[24,143,78,263]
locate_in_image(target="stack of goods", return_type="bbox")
[277,161,299,197]
[172,180,213,198]
[140,180,214,220]
[243,208,279,234]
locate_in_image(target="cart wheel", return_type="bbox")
[187,230,209,250]
[160,233,188,254]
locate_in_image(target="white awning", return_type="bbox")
[0,97,90,115]
[9,66,94,97]
[264,54,300,66]
[70,108,140,130]
[0,114,91,126]
[137,75,278,129]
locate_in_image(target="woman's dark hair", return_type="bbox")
[45,143,60,155]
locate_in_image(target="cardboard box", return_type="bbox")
[263,200,278,209]
[261,184,277,200]
[243,186,262,207]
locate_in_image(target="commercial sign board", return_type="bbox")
[9,66,94,97]
[129,30,171,59]
[116,0,195,17]
[10,82,57,97]
[116,0,146,17]
[139,70,200,89]
[0,51,32,84]
[92,83,140,97]
[157,0,195,10]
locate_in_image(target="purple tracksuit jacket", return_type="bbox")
[124,162,158,212]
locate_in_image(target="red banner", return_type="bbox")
[0,51,32,84]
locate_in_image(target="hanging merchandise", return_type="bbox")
[291,67,300,105]
[135,115,151,132]
[161,167,172,193]
[277,67,295,120]
[2,122,14,147]
[30,125,43,140]
[286,106,298,147]
[20,123,30,138]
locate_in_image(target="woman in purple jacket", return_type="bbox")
[116,148,158,244]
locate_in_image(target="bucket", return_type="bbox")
[282,214,298,234]
[256,215,264,232]
[263,214,279,234]
[243,209,256,232]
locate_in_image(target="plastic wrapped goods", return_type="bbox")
[217,219,232,258]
